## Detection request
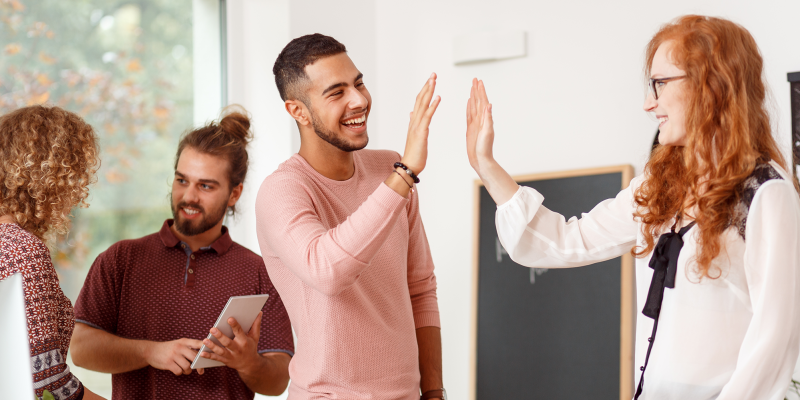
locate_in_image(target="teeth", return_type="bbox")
[183,208,199,215]
[342,116,365,125]
[658,117,669,124]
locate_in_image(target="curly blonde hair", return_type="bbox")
[0,105,100,241]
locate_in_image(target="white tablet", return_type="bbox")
[191,294,269,369]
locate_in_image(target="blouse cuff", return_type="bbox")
[496,185,524,209]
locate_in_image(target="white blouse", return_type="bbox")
[495,161,800,400]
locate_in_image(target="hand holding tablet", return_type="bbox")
[191,294,270,370]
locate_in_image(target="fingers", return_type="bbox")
[228,317,245,338]
[466,98,472,125]
[197,368,204,375]
[411,73,438,126]
[412,73,436,120]
[174,355,192,375]
[202,337,227,356]
[210,327,233,347]
[248,312,263,340]
[183,338,204,350]
[420,95,441,126]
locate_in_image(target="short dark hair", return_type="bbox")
[273,33,347,103]
[174,105,252,216]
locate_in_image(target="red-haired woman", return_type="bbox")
[0,105,106,400]
[466,15,800,400]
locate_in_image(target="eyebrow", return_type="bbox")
[321,73,364,96]
[175,171,221,186]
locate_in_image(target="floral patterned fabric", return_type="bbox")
[0,223,83,400]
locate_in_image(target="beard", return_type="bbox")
[170,198,228,236]
[310,110,368,152]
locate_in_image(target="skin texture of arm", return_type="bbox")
[416,326,443,399]
[199,313,291,395]
[71,323,204,376]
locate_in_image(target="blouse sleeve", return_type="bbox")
[495,175,641,269]
[716,179,800,400]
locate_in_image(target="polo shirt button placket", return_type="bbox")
[185,250,198,288]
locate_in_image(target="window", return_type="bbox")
[1,0,223,395]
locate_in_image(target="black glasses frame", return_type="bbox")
[648,76,686,100]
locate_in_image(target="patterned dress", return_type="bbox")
[0,223,83,400]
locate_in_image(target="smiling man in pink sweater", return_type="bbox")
[255,34,445,400]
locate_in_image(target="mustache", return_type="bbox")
[175,201,205,214]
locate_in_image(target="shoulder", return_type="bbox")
[0,224,49,260]
[94,231,162,265]
[226,242,265,265]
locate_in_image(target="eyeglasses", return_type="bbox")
[648,76,686,100]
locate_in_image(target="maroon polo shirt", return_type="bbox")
[74,220,294,400]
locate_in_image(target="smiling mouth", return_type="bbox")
[181,207,202,218]
[341,115,366,129]
[658,116,669,127]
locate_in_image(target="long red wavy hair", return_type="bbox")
[633,15,791,278]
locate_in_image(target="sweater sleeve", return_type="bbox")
[256,175,409,296]
[405,186,440,329]
[495,175,641,269]
[716,180,800,400]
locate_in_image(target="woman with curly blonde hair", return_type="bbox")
[466,15,800,400]
[0,105,105,400]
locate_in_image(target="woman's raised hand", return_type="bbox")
[465,78,519,205]
[400,73,441,175]
[466,78,495,175]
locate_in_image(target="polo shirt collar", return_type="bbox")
[159,219,233,255]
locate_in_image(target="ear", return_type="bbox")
[227,183,243,207]
[285,100,311,127]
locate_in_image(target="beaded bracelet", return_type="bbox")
[393,162,420,183]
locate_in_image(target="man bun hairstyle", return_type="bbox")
[273,33,347,104]
[175,104,253,216]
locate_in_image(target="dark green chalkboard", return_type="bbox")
[470,165,635,400]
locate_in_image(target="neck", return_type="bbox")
[0,214,15,225]
[170,219,225,252]
[298,131,356,181]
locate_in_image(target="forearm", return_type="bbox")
[238,353,291,396]
[416,326,443,395]
[71,323,151,374]
[477,157,519,206]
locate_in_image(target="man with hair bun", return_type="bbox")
[71,106,294,400]
[257,34,445,399]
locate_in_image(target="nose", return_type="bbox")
[643,92,657,112]
[183,184,200,204]
[347,87,369,111]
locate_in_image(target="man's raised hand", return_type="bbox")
[400,73,441,176]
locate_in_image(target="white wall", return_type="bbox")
[226,1,800,399]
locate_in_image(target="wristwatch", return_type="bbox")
[420,388,447,400]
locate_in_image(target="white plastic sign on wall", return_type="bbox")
[453,30,527,65]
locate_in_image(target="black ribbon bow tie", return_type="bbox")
[642,221,696,320]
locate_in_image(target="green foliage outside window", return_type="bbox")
[0,0,194,300]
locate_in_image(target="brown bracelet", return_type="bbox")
[393,170,414,191]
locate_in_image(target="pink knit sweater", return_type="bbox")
[255,150,440,399]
